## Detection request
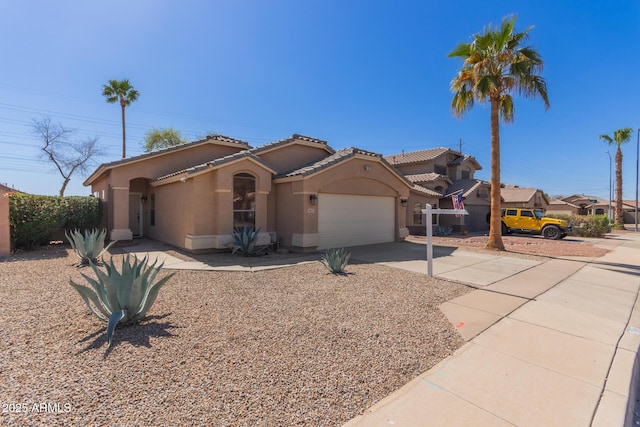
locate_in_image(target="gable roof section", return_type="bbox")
[84,134,250,186]
[549,199,579,208]
[411,184,442,197]
[0,183,21,194]
[448,154,482,170]
[445,179,488,198]
[500,186,539,203]
[404,172,452,185]
[384,147,449,165]
[248,134,333,156]
[274,147,412,187]
[152,150,276,185]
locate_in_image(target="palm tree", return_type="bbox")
[102,79,139,158]
[600,128,633,226]
[449,15,549,250]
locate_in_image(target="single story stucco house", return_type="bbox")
[84,134,412,253]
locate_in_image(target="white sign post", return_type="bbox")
[422,204,468,278]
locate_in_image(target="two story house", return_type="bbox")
[385,148,491,234]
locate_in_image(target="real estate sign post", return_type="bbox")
[422,204,468,278]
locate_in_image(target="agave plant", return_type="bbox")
[231,226,269,256]
[69,255,174,346]
[320,248,351,274]
[66,228,117,266]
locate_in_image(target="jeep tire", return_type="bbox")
[501,223,509,235]
[542,225,561,240]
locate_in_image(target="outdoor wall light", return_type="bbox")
[400,198,408,207]
[310,194,318,205]
[364,164,372,171]
[179,175,187,183]
[140,195,148,204]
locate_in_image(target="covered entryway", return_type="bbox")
[318,193,395,249]
[129,193,142,237]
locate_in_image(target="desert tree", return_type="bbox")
[449,15,549,250]
[32,116,103,197]
[102,78,139,158]
[143,127,188,152]
[600,127,633,226]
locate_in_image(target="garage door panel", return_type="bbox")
[318,194,394,249]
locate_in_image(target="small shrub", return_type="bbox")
[547,214,610,237]
[66,228,116,266]
[69,255,174,347]
[433,225,453,236]
[321,248,351,274]
[231,226,269,256]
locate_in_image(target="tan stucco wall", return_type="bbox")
[148,158,274,251]
[258,143,330,174]
[90,143,246,241]
[0,192,10,256]
[275,156,411,250]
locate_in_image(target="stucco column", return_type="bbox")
[110,186,133,240]
[0,194,10,256]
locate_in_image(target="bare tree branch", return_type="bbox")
[32,116,104,197]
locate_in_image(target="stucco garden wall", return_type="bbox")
[0,194,9,256]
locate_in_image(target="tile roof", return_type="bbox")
[411,184,442,197]
[248,134,333,155]
[384,147,450,165]
[105,134,250,169]
[445,179,488,197]
[154,151,274,182]
[84,134,250,185]
[276,147,382,178]
[549,199,580,208]
[500,186,538,203]
[404,173,451,184]
[448,154,482,170]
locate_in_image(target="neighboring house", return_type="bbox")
[385,148,490,233]
[556,195,609,216]
[622,200,639,224]
[546,199,580,216]
[500,185,549,210]
[84,134,412,252]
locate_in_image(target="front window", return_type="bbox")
[534,210,543,220]
[233,173,256,228]
[413,202,423,225]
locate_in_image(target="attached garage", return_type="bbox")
[318,193,395,249]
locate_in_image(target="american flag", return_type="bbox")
[452,193,465,217]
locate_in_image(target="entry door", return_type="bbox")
[129,193,142,237]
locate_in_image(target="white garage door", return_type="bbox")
[318,194,395,249]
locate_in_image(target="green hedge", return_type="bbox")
[64,196,103,230]
[8,194,103,251]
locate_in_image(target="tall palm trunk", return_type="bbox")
[615,147,623,225]
[487,97,505,250]
[120,101,126,159]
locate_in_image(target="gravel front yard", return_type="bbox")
[0,246,469,426]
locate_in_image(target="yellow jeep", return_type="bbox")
[501,208,572,240]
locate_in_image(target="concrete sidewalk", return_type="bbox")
[345,234,640,426]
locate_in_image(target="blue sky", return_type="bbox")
[2,1,639,201]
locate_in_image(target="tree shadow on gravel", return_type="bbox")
[76,313,178,358]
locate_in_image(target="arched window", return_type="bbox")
[595,208,605,215]
[233,173,256,228]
